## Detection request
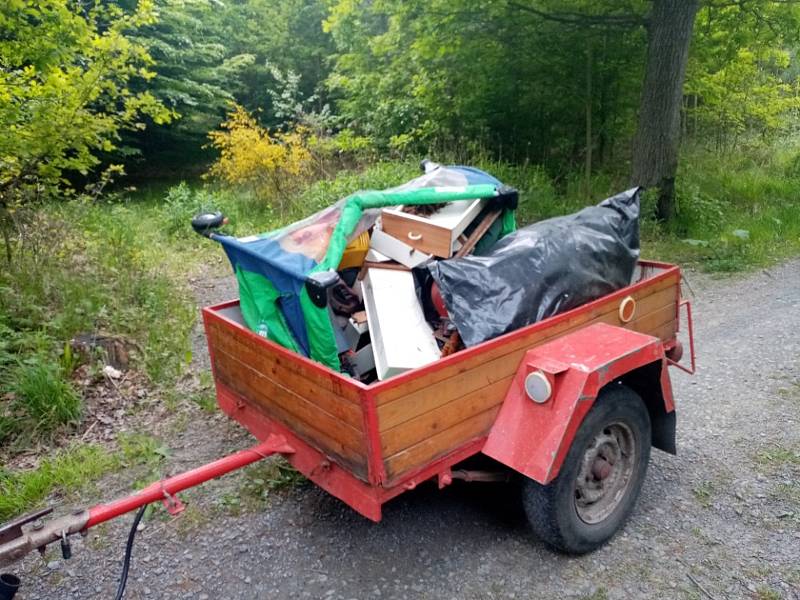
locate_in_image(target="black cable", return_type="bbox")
[113,506,146,600]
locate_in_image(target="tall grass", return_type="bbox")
[161,143,800,272]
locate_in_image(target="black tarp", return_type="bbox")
[427,188,641,347]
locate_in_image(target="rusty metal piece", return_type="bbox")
[0,508,52,546]
[440,331,462,357]
[0,510,89,568]
[574,422,635,524]
[449,470,511,483]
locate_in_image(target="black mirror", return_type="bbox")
[191,212,226,237]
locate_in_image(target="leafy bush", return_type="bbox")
[10,359,81,433]
[206,104,314,213]
[0,0,171,221]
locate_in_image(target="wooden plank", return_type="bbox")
[381,379,509,456]
[207,319,362,404]
[382,315,678,479]
[209,326,364,429]
[376,289,679,432]
[214,349,366,459]
[379,291,679,477]
[374,272,680,405]
[376,279,679,413]
[377,353,516,430]
[627,303,676,334]
[384,406,501,479]
[380,304,677,459]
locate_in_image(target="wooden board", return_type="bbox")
[205,317,370,479]
[374,270,680,480]
[206,319,362,404]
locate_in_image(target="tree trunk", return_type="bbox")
[630,0,699,222]
[584,37,593,200]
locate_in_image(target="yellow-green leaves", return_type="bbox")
[0,0,170,208]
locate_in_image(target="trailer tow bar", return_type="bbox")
[0,434,295,595]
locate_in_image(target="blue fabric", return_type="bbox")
[216,235,315,356]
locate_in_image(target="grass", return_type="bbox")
[692,481,716,508]
[579,589,609,600]
[756,586,782,600]
[755,445,800,469]
[215,457,305,515]
[2,359,81,443]
[0,432,168,522]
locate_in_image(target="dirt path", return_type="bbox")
[15,260,800,600]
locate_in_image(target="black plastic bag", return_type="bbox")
[427,188,641,347]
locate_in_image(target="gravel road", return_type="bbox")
[14,259,800,600]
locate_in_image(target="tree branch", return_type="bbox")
[507,1,647,29]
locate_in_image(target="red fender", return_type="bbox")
[482,322,673,484]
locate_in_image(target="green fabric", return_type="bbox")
[501,207,516,236]
[235,267,302,353]
[298,286,339,368]
[304,184,499,370]
[317,184,498,272]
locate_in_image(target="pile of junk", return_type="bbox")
[192,160,641,384]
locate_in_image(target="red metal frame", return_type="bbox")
[86,435,294,528]
[668,298,696,374]
[483,323,670,483]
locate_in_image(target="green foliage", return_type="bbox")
[9,359,81,433]
[686,2,800,146]
[0,200,196,386]
[0,432,167,521]
[129,0,255,139]
[0,0,172,209]
[118,432,170,470]
[666,141,800,271]
[0,444,118,521]
[324,0,646,164]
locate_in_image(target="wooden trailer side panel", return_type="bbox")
[374,268,681,481]
[204,315,371,481]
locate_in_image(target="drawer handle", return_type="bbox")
[407,231,423,241]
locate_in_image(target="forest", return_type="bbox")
[1,0,800,541]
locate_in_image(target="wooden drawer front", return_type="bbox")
[380,211,453,257]
[206,320,369,480]
[374,272,680,481]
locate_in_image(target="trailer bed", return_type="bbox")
[203,260,681,518]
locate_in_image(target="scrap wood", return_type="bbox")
[454,208,502,258]
[440,331,462,357]
[357,260,411,281]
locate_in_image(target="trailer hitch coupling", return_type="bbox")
[0,509,90,568]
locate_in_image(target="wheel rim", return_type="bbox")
[573,421,637,525]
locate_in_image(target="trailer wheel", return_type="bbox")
[522,384,651,554]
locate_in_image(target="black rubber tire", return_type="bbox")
[522,384,651,554]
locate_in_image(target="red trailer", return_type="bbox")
[0,259,694,595]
